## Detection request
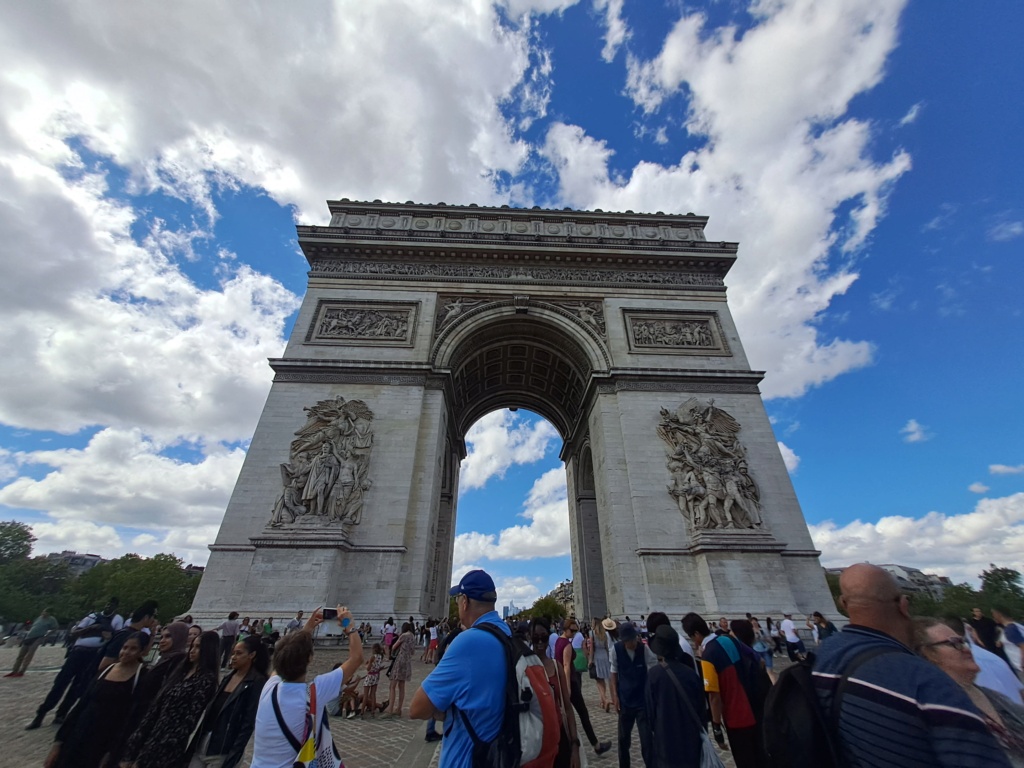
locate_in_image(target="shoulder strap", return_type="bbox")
[664,665,705,729]
[829,646,902,738]
[271,684,303,753]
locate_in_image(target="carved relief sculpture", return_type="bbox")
[657,398,762,531]
[633,318,713,347]
[318,307,409,340]
[269,396,374,532]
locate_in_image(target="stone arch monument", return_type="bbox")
[190,200,836,622]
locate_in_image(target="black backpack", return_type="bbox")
[762,647,896,768]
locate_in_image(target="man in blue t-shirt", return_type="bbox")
[411,569,510,768]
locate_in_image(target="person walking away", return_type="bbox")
[530,617,580,768]
[215,612,242,669]
[410,569,510,768]
[120,631,220,768]
[188,634,270,768]
[915,617,1024,766]
[992,607,1024,674]
[383,617,396,658]
[591,618,614,712]
[44,631,148,768]
[812,563,1010,768]
[385,622,416,717]
[779,613,805,661]
[27,597,124,729]
[7,607,58,677]
[558,618,612,757]
[251,605,362,768]
[646,625,707,768]
[610,621,655,766]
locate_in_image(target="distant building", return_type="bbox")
[44,550,107,577]
[825,564,952,600]
[546,579,575,617]
[183,564,205,578]
[502,600,521,620]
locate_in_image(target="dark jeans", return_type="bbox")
[220,635,237,668]
[784,639,806,662]
[37,646,98,718]
[726,724,765,768]
[617,705,652,768]
[569,669,599,747]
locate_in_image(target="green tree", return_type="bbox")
[0,557,72,624]
[980,565,1024,603]
[527,595,567,622]
[0,521,35,564]
[68,553,200,620]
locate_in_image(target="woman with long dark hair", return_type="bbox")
[120,631,219,768]
[44,632,149,768]
[384,622,416,718]
[187,635,270,768]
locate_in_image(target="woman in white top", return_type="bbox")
[251,606,363,768]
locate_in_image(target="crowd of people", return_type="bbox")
[4,564,1024,767]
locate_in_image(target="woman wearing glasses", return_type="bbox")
[916,617,1024,766]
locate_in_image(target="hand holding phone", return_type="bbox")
[322,608,338,621]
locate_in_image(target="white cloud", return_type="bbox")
[900,419,930,443]
[29,519,125,557]
[460,410,559,491]
[991,464,1024,475]
[968,482,990,494]
[988,220,1024,242]
[898,101,923,126]
[541,0,910,398]
[593,0,630,62]
[778,441,800,473]
[809,492,1024,585]
[453,467,570,564]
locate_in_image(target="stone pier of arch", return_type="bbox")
[189,200,836,625]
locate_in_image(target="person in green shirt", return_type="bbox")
[6,608,59,677]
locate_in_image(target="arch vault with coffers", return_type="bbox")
[190,200,836,623]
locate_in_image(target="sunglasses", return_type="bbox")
[926,636,969,652]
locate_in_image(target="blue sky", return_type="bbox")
[0,1,1021,608]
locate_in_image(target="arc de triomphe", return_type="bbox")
[190,200,835,622]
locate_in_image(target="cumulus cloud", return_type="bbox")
[810,492,1024,585]
[991,464,1024,475]
[460,410,560,491]
[900,419,930,443]
[968,482,990,494]
[543,0,910,398]
[778,442,800,473]
[453,467,570,564]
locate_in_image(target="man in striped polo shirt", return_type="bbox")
[813,564,1009,768]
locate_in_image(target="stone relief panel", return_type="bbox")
[657,398,762,531]
[305,300,417,347]
[554,300,606,338]
[623,310,730,356]
[269,396,374,533]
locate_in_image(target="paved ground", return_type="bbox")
[0,641,793,767]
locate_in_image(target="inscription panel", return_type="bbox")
[623,309,730,356]
[305,300,418,347]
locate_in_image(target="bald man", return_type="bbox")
[810,564,1009,768]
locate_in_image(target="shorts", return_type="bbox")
[429,639,438,650]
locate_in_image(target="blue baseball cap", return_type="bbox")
[449,569,498,602]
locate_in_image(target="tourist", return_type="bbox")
[362,643,385,719]
[682,612,764,768]
[807,611,838,644]
[764,616,779,656]
[339,673,365,719]
[410,569,510,767]
[6,606,58,678]
[251,605,362,768]
[609,621,654,767]
[262,618,274,638]
[426,620,439,664]
[647,611,693,667]
[969,607,1015,672]
[558,617,611,757]
[530,617,579,767]
[189,624,203,645]
[215,611,242,668]
[591,618,614,712]
[812,564,1009,767]
[382,617,396,658]
[384,621,416,717]
[716,616,730,636]
[779,612,805,661]
[284,611,303,636]
[99,601,159,672]
[992,606,1024,673]
[915,617,1024,766]
[120,631,220,767]
[239,618,252,638]
[27,597,124,730]
[43,631,148,768]
[957,616,1024,704]
[646,624,706,768]
[748,616,774,680]
[187,634,270,767]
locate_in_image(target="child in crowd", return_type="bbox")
[362,643,385,718]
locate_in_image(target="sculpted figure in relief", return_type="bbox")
[657,398,761,531]
[268,396,374,531]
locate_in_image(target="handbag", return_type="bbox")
[272,681,344,768]
[588,662,598,680]
[663,666,726,768]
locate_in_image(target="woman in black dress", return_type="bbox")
[44,631,149,768]
[187,635,270,768]
[120,631,219,768]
